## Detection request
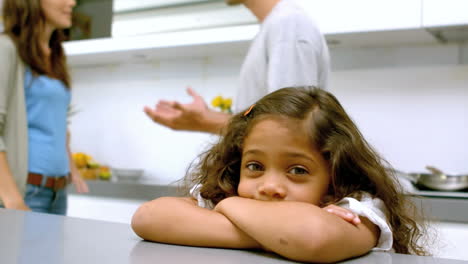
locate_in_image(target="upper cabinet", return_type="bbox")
[422,0,468,42]
[301,0,422,34]
[66,0,468,66]
[422,0,468,27]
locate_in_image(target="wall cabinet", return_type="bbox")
[68,194,144,224]
[423,0,468,27]
[302,0,422,34]
[66,0,468,67]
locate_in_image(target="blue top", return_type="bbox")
[24,69,71,176]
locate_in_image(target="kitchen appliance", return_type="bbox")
[398,166,468,191]
[65,0,113,41]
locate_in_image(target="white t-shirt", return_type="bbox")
[234,0,331,112]
[190,185,393,251]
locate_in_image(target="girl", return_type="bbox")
[131,87,428,263]
[0,0,88,214]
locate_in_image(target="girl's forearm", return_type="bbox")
[215,197,376,263]
[215,197,324,258]
[131,197,261,248]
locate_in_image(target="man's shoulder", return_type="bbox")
[264,9,323,43]
[267,4,320,32]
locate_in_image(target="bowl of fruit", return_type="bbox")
[72,152,112,181]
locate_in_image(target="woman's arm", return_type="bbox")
[66,131,88,193]
[0,37,29,210]
[0,152,30,210]
[131,196,261,248]
[215,197,379,263]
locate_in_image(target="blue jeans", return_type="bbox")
[24,184,68,215]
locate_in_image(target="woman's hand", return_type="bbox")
[70,170,89,193]
[322,204,361,225]
[5,199,31,211]
[66,132,89,194]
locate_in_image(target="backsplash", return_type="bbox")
[69,44,468,184]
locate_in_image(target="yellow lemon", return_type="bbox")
[211,96,222,107]
[222,98,232,109]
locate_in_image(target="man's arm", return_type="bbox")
[215,197,379,263]
[131,196,261,248]
[144,87,231,134]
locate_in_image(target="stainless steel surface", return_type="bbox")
[0,209,466,264]
[410,195,468,223]
[397,167,468,192]
[67,180,182,200]
[414,173,468,191]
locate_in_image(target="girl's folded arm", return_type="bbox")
[131,196,261,249]
[215,197,380,263]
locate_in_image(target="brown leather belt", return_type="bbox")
[27,172,68,191]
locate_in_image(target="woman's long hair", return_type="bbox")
[2,0,71,88]
[186,87,429,255]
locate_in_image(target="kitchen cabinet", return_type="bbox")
[64,25,256,66]
[422,0,468,42]
[66,181,179,224]
[433,221,468,261]
[67,194,143,224]
[423,0,468,27]
[302,0,422,34]
[64,0,439,67]
[65,0,445,67]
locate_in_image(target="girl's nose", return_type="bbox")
[258,175,286,200]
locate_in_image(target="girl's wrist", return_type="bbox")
[214,196,243,213]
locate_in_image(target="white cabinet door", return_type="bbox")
[68,194,145,224]
[431,221,468,261]
[300,0,422,34]
[423,0,468,27]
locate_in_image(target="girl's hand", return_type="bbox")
[322,204,361,225]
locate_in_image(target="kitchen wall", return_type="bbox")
[68,41,468,261]
[69,41,468,184]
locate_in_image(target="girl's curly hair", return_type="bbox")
[186,87,429,255]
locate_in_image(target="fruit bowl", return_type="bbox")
[112,168,143,182]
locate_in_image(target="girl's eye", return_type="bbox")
[246,163,263,171]
[288,166,309,175]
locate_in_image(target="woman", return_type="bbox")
[0,0,88,215]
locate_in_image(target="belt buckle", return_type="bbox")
[44,174,66,191]
[53,177,66,191]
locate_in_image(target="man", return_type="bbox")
[144,0,330,134]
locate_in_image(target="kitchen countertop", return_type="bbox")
[0,209,466,264]
[67,180,182,200]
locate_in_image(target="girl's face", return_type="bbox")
[238,118,331,205]
[40,0,76,29]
